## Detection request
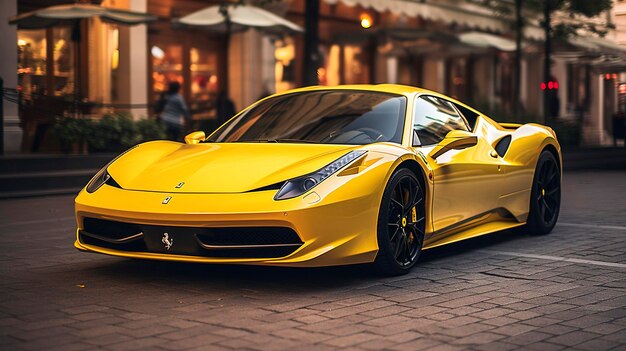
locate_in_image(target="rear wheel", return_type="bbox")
[374,168,425,275]
[525,150,561,235]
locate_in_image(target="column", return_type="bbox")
[117,0,149,119]
[0,0,21,153]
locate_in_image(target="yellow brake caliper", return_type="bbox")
[408,206,417,244]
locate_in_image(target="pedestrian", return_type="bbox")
[159,81,191,142]
[216,91,236,127]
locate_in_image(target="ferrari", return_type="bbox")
[74,85,561,275]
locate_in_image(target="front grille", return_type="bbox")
[196,227,302,246]
[81,218,147,251]
[79,217,303,259]
[83,217,141,240]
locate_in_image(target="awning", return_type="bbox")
[459,31,517,52]
[568,35,626,56]
[324,0,506,33]
[9,3,157,29]
[324,0,545,40]
[173,4,303,34]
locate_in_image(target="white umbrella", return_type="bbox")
[9,3,157,29]
[173,4,303,34]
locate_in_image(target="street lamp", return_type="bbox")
[360,13,372,29]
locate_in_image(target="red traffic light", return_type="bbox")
[541,80,558,91]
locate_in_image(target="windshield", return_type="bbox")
[208,90,407,145]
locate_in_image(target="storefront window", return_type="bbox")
[189,47,219,113]
[151,44,183,101]
[343,45,368,84]
[17,29,47,96]
[52,27,74,96]
[275,38,297,93]
[17,27,76,98]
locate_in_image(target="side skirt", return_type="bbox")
[423,209,525,250]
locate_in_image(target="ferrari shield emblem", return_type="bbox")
[162,233,173,250]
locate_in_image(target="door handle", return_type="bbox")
[489,150,499,158]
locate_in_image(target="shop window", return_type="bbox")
[151,43,183,102]
[17,27,75,98]
[343,45,368,84]
[189,47,219,113]
[52,27,74,96]
[17,29,47,96]
[275,38,297,93]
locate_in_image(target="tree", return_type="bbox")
[303,0,320,86]
[474,0,613,121]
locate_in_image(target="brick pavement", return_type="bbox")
[0,171,624,350]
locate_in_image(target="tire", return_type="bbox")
[525,150,561,235]
[374,168,426,276]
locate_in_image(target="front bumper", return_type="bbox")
[74,170,386,267]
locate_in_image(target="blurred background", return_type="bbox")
[1,0,626,155]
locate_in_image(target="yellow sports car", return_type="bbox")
[74,84,561,275]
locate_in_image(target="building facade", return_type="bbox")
[2,0,625,153]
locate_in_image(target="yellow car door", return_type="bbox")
[412,95,504,239]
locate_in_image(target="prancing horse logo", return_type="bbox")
[161,233,173,250]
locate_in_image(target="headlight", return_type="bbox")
[86,168,111,193]
[274,150,367,200]
[85,145,137,193]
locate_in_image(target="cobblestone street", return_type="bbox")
[1,171,625,351]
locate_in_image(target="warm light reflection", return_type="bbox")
[151,45,165,59]
[360,13,372,29]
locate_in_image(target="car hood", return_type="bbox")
[107,141,359,193]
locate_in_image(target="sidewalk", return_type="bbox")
[562,147,626,171]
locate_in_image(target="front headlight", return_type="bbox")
[274,150,367,200]
[86,167,111,193]
[85,145,137,193]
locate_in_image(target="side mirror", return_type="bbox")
[429,130,478,160]
[184,131,206,145]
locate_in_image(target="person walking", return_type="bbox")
[216,91,236,127]
[159,82,191,141]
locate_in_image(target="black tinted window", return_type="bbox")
[453,103,479,131]
[413,96,469,145]
[208,90,406,145]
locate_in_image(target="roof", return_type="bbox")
[280,84,432,96]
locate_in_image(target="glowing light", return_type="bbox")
[605,73,612,80]
[612,73,618,79]
[209,75,218,84]
[548,81,554,90]
[17,39,27,46]
[151,46,165,59]
[540,82,546,91]
[111,49,119,70]
[360,13,372,29]
[554,81,559,89]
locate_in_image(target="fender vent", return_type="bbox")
[494,135,512,157]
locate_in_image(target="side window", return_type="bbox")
[452,102,479,131]
[413,96,468,145]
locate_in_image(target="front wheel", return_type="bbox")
[525,150,561,235]
[374,168,426,275]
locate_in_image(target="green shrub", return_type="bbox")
[53,113,167,153]
[87,113,143,152]
[136,118,167,143]
[52,117,93,153]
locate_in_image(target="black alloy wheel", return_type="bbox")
[375,168,426,275]
[526,150,561,235]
